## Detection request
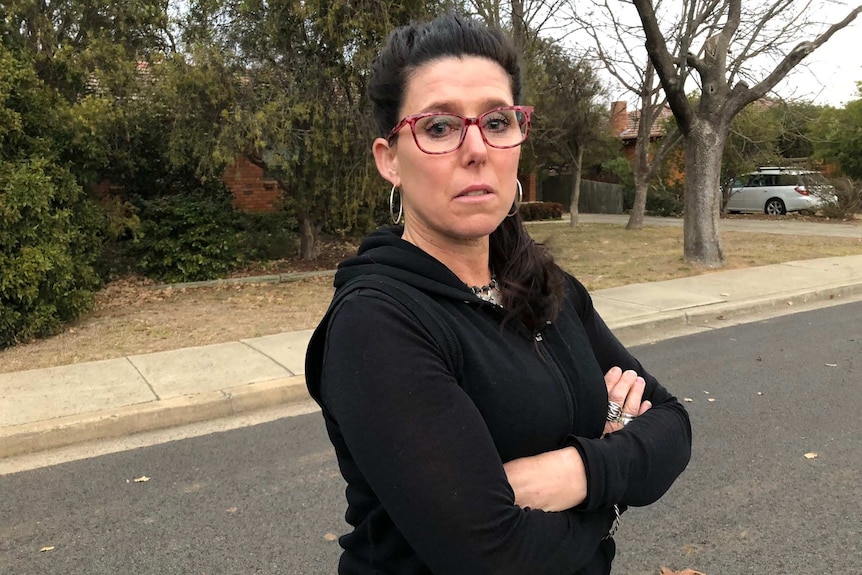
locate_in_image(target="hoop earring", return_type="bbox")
[507,180,523,217]
[389,184,403,224]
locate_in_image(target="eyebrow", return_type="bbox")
[416,99,513,115]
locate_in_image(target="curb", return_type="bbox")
[610,280,862,344]
[3,282,862,459]
[0,376,308,459]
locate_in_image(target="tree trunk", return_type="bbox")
[627,148,652,230]
[299,216,319,260]
[683,122,726,267]
[626,178,649,230]
[568,146,584,229]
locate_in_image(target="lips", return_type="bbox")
[456,185,495,198]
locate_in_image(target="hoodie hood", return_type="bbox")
[334,226,475,302]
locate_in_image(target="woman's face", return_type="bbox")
[373,56,521,248]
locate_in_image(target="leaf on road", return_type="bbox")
[660,568,706,575]
[703,391,710,395]
[804,452,818,459]
[133,475,150,483]
[324,533,338,542]
[707,398,716,402]
[824,363,838,367]
[683,397,693,402]
[226,507,238,514]
[40,546,55,552]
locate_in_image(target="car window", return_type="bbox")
[745,175,763,187]
[777,174,798,186]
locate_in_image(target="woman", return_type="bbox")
[305,13,691,575]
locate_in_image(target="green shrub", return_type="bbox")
[0,159,104,348]
[646,184,685,217]
[521,201,565,221]
[129,182,245,283]
[237,211,298,261]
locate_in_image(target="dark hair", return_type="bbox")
[368,14,565,333]
[368,13,522,137]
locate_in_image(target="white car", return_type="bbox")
[725,167,837,215]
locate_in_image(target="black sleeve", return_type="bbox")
[321,291,613,575]
[566,277,692,510]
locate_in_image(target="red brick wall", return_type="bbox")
[221,156,284,213]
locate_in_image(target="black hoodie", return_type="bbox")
[305,226,691,575]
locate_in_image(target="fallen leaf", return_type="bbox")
[786,301,794,306]
[39,546,55,552]
[716,314,726,320]
[660,568,706,575]
[824,363,838,367]
[226,507,238,514]
[323,533,338,542]
[707,398,716,402]
[804,452,818,459]
[703,391,710,394]
[720,293,730,297]
[133,475,150,483]
[757,392,763,396]
[683,397,693,402]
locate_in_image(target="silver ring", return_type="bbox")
[606,401,623,422]
[619,413,637,426]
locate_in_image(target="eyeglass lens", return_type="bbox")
[413,108,528,154]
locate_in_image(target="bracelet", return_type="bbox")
[602,504,621,540]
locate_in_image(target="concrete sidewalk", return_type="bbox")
[3,254,862,459]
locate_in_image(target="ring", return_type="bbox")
[606,401,623,422]
[619,413,636,426]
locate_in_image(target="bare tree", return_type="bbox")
[467,0,573,51]
[627,0,862,266]
[573,1,684,229]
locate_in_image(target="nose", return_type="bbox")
[460,122,488,160]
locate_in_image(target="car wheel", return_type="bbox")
[764,198,786,215]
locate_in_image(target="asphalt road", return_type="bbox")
[2,302,860,575]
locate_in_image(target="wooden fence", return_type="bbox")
[539,175,624,214]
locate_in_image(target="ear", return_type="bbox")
[372,138,399,187]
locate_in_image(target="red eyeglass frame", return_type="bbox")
[387,105,534,154]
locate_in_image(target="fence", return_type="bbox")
[539,175,624,214]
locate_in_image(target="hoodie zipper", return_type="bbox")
[534,327,576,433]
[480,300,576,433]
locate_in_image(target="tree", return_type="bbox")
[527,42,611,227]
[172,0,441,260]
[0,42,104,346]
[631,0,862,266]
[569,1,683,229]
[811,85,862,179]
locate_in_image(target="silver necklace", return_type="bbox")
[468,277,503,306]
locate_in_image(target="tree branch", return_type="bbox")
[729,4,862,116]
[632,0,694,134]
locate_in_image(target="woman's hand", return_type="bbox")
[502,447,587,512]
[603,366,652,436]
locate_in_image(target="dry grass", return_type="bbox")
[2,222,861,374]
[530,223,862,290]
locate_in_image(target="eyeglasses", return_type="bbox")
[388,105,534,155]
